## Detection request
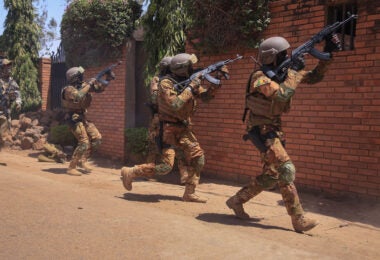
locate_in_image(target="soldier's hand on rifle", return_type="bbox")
[105,71,115,81]
[216,65,229,80]
[15,103,21,112]
[324,33,342,52]
[89,78,106,93]
[188,74,202,95]
[290,55,305,71]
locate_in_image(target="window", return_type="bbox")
[327,1,357,51]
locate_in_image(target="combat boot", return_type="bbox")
[291,214,318,233]
[226,195,250,220]
[79,160,93,173]
[183,184,207,203]
[120,167,137,191]
[67,160,81,176]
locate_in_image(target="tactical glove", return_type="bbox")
[324,33,342,52]
[188,75,202,95]
[105,71,115,81]
[89,78,106,93]
[216,65,229,79]
[290,56,305,71]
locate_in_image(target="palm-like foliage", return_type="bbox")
[141,0,191,86]
[3,0,42,112]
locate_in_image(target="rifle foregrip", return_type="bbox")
[204,74,221,85]
[309,48,331,61]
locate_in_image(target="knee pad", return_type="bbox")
[191,155,205,173]
[155,163,172,176]
[278,161,296,184]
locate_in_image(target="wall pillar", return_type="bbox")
[38,58,52,111]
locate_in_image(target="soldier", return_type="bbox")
[0,58,22,154]
[146,56,188,185]
[121,53,228,202]
[61,66,114,176]
[226,34,341,232]
[37,143,67,163]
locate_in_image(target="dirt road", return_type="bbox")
[0,149,379,259]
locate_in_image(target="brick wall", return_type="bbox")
[83,56,127,161]
[38,58,51,111]
[38,1,379,198]
[38,53,127,161]
[187,0,380,198]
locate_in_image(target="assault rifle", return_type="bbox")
[174,55,243,93]
[262,14,358,83]
[95,61,122,85]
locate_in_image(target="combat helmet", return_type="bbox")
[258,37,290,65]
[158,56,172,76]
[170,53,198,77]
[66,66,85,84]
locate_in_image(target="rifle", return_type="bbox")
[95,61,122,86]
[262,14,358,83]
[174,55,243,93]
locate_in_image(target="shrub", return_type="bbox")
[61,0,142,67]
[48,125,77,147]
[125,127,148,155]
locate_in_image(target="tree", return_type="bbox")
[35,0,59,56]
[141,0,190,85]
[61,0,142,67]
[2,0,42,112]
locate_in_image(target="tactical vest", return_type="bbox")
[244,71,291,121]
[158,77,196,122]
[61,85,92,112]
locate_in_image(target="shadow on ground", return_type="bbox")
[196,213,292,232]
[119,193,183,203]
[41,168,67,174]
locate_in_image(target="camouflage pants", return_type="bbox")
[133,123,204,186]
[70,120,102,162]
[0,115,8,150]
[235,125,304,216]
[146,115,189,183]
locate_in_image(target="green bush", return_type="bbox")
[61,0,142,67]
[186,0,271,53]
[48,125,77,147]
[125,127,149,157]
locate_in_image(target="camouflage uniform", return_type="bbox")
[0,59,22,151]
[37,143,67,163]
[227,35,340,232]
[121,53,225,202]
[147,74,189,184]
[62,66,112,176]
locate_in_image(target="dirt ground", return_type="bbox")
[0,148,379,260]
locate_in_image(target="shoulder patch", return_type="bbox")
[254,76,271,89]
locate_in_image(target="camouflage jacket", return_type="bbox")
[0,77,22,117]
[245,60,332,130]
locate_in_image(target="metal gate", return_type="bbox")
[50,44,67,109]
